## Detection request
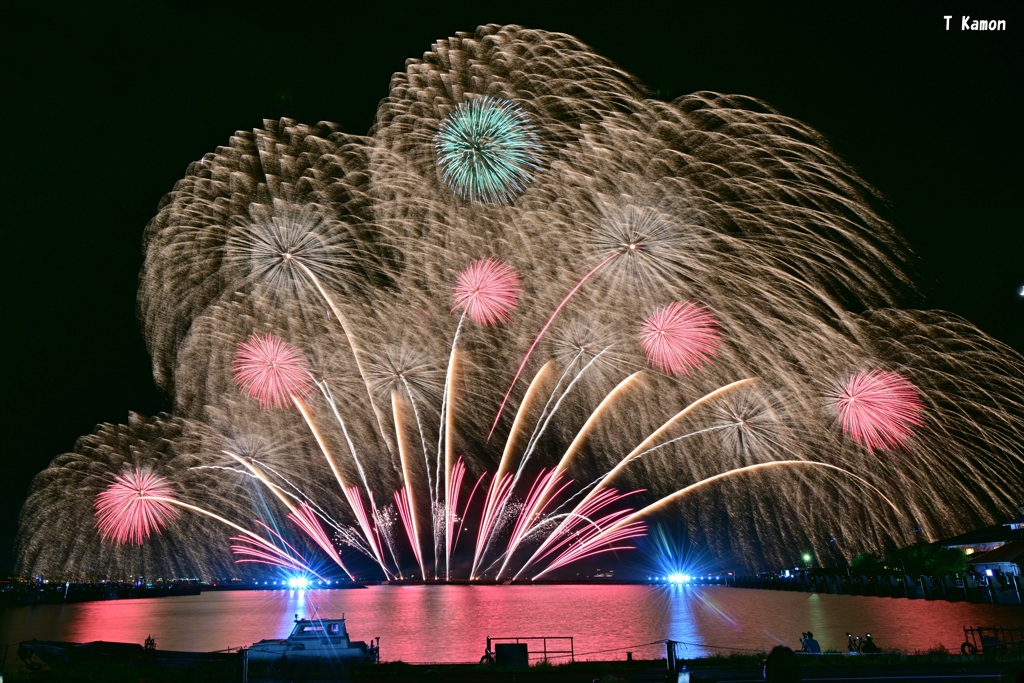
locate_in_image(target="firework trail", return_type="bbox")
[18,415,238,579]
[499,371,646,566]
[93,456,333,579]
[489,252,619,440]
[531,460,903,581]
[233,332,392,575]
[16,24,1024,581]
[230,526,316,576]
[442,257,521,576]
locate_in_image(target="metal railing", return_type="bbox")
[961,626,1024,655]
[485,635,574,663]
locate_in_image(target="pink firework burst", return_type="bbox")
[639,301,721,376]
[452,257,522,326]
[833,370,925,453]
[233,332,314,409]
[95,468,180,545]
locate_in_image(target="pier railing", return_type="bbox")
[962,626,1024,655]
[485,635,574,663]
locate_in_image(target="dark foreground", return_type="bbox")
[4,652,1024,683]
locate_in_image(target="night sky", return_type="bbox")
[4,1,1021,574]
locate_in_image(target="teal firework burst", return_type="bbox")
[434,96,541,204]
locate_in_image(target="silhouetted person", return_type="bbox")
[800,632,820,654]
[764,645,801,682]
[847,633,861,654]
[861,633,879,653]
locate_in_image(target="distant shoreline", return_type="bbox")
[0,576,726,607]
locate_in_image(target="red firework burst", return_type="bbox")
[95,468,180,545]
[452,257,522,326]
[639,301,721,376]
[233,333,314,409]
[833,370,925,453]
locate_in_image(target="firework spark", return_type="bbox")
[832,370,925,453]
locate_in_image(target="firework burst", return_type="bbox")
[233,332,315,409]
[831,370,925,453]
[639,301,721,376]
[95,468,180,545]
[16,24,1024,582]
[589,205,697,293]
[435,97,541,204]
[452,257,522,326]
[222,200,378,302]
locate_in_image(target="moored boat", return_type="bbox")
[247,613,379,664]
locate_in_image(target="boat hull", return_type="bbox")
[247,640,374,662]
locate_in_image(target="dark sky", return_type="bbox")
[4,1,1021,573]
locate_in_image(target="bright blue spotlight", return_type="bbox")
[666,572,694,584]
[287,576,310,589]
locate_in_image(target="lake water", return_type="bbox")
[1,585,1021,664]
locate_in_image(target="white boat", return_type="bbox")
[247,614,379,664]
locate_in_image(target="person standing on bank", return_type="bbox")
[800,632,821,654]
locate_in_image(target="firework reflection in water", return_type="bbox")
[16,25,1024,581]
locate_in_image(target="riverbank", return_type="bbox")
[0,580,372,606]
[732,573,1023,606]
[0,582,201,606]
[2,651,1023,682]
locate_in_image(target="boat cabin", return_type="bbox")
[289,617,350,644]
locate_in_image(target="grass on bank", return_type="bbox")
[3,648,1022,681]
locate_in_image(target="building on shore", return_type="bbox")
[940,506,1024,577]
[966,541,1024,578]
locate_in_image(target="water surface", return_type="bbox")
[2,585,1020,663]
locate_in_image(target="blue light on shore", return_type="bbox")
[287,576,310,589]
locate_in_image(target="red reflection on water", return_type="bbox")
[67,598,170,645]
[64,590,319,651]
